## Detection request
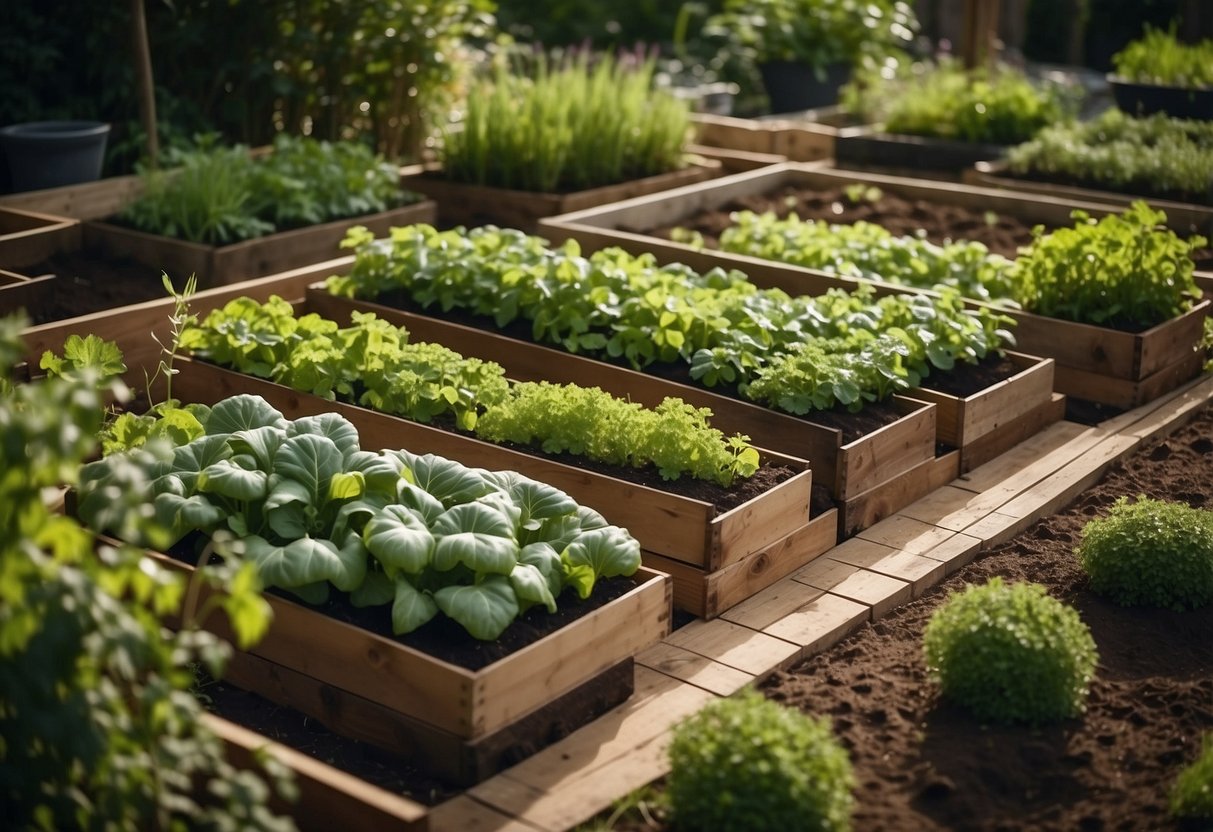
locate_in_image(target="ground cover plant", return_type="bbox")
[326,224,1013,414]
[1112,25,1213,88]
[0,320,294,830]
[119,134,407,245]
[79,392,644,641]
[180,296,761,486]
[1006,109,1213,206]
[440,53,690,193]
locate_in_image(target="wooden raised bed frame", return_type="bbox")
[0,268,57,318]
[155,543,669,786]
[84,199,437,288]
[691,108,865,163]
[539,163,1211,409]
[832,127,1007,175]
[0,206,80,269]
[400,161,720,233]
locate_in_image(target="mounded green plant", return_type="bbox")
[1075,495,1213,611]
[1113,25,1213,89]
[1006,109,1213,206]
[667,689,854,832]
[120,134,406,245]
[1008,201,1204,329]
[922,578,1099,724]
[1171,733,1213,820]
[441,53,691,193]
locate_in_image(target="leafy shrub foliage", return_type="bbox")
[441,54,690,193]
[922,578,1099,724]
[1113,25,1213,89]
[1076,495,1213,611]
[1009,201,1204,329]
[1171,733,1213,820]
[667,690,854,832]
[1007,109,1213,206]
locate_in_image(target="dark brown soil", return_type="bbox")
[22,248,176,324]
[603,403,1213,831]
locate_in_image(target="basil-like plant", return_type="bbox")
[80,394,644,641]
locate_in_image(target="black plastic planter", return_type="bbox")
[0,121,111,193]
[759,61,851,115]
[1108,76,1213,121]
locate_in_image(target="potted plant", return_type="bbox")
[1109,25,1213,120]
[703,0,918,114]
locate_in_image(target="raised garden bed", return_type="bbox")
[0,205,80,268]
[84,199,437,288]
[691,108,865,163]
[400,162,719,233]
[833,126,1008,175]
[540,163,1211,410]
[0,171,145,220]
[0,267,57,318]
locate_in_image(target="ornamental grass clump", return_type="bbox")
[922,578,1098,724]
[440,53,691,193]
[1075,495,1213,611]
[667,690,854,832]
[1171,733,1213,820]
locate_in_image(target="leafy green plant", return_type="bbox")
[441,53,691,193]
[704,0,917,72]
[80,394,643,641]
[1171,733,1213,820]
[922,578,1099,724]
[327,224,1015,414]
[1009,202,1204,329]
[1075,495,1213,611]
[1113,25,1213,89]
[0,318,293,830]
[1007,109,1213,206]
[119,135,406,244]
[667,689,854,832]
[181,297,758,485]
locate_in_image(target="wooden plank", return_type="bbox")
[719,576,825,631]
[800,567,911,620]
[825,538,947,595]
[957,391,1067,473]
[761,593,870,653]
[710,469,814,570]
[855,514,958,556]
[0,272,57,318]
[1123,373,1213,439]
[837,396,937,497]
[206,714,430,832]
[953,419,1095,494]
[686,143,786,173]
[839,448,960,537]
[1137,300,1211,378]
[663,619,800,676]
[898,483,1010,533]
[429,796,543,832]
[0,206,81,268]
[1054,349,1204,408]
[1008,309,1138,380]
[636,643,754,695]
[962,510,1038,550]
[917,532,983,574]
[0,173,146,220]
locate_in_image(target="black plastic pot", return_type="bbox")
[0,121,111,193]
[759,61,851,115]
[1108,76,1213,121]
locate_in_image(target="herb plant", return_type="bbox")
[667,689,854,832]
[120,135,406,245]
[180,296,760,485]
[79,394,643,641]
[1,319,292,830]
[1075,495,1213,611]
[327,224,1015,414]
[1113,25,1213,89]
[441,54,690,193]
[922,578,1099,724]
[1008,202,1204,329]
[1006,109,1213,206]
[1171,733,1213,820]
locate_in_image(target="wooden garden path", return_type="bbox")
[428,371,1213,832]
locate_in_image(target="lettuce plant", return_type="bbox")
[79,394,643,641]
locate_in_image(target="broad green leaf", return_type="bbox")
[489,473,577,531]
[168,434,233,490]
[273,433,344,507]
[363,505,435,574]
[287,581,330,605]
[244,534,366,592]
[331,494,391,541]
[220,562,272,649]
[510,562,557,613]
[328,470,365,501]
[563,562,596,600]
[287,413,360,459]
[433,576,520,640]
[407,453,493,506]
[198,459,268,502]
[152,493,226,542]
[396,482,446,525]
[391,576,439,634]
[205,394,287,435]
[576,505,610,533]
[432,502,520,575]
[348,450,405,493]
[475,490,523,533]
[229,425,285,472]
[265,479,312,539]
[351,568,395,608]
[519,541,564,597]
[148,408,206,448]
[563,526,641,580]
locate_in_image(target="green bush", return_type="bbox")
[1076,495,1213,611]
[1171,733,1213,820]
[666,690,854,832]
[1113,25,1213,89]
[922,578,1099,724]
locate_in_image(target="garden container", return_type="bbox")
[0,205,80,269]
[759,60,850,113]
[1109,75,1213,121]
[0,121,110,193]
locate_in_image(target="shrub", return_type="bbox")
[1076,495,1213,611]
[922,578,1098,724]
[1113,25,1213,89]
[1171,734,1213,820]
[666,690,854,832]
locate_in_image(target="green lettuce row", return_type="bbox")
[79,394,642,641]
[326,224,1014,413]
[180,297,759,486]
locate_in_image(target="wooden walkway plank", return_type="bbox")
[854,515,957,556]
[718,576,825,633]
[429,796,547,832]
[916,533,983,574]
[792,558,911,619]
[898,484,1012,532]
[637,643,755,696]
[961,511,1038,550]
[662,619,801,676]
[1123,374,1213,439]
[951,420,1094,495]
[826,538,948,594]
[762,593,870,654]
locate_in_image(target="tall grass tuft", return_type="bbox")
[441,53,691,193]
